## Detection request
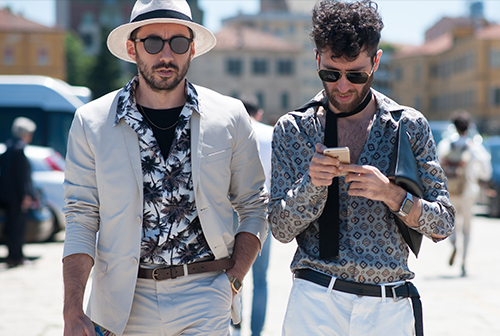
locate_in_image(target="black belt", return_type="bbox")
[295,269,423,336]
[138,258,235,281]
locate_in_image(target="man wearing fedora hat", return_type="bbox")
[62,1,268,335]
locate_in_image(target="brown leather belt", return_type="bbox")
[138,258,235,281]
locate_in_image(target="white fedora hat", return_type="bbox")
[107,0,216,63]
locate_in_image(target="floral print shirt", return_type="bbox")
[269,89,455,284]
[115,77,213,266]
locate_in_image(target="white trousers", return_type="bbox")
[122,271,232,336]
[449,194,474,268]
[282,278,415,336]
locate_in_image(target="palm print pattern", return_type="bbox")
[116,77,213,266]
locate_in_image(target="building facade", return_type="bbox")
[391,22,500,133]
[222,11,323,112]
[55,0,202,56]
[0,8,65,80]
[188,26,302,125]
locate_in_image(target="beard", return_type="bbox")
[323,75,373,113]
[136,52,191,92]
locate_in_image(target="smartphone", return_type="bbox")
[323,147,350,176]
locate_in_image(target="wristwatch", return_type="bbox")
[227,275,243,293]
[395,192,414,217]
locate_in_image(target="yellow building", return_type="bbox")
[0,8,65,80]
[391,21,500,133]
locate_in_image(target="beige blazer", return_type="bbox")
[63,85,268,335]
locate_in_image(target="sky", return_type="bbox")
[2,0,500,46]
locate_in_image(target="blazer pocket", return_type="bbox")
[204,147,232,163]
[95,258,108,277]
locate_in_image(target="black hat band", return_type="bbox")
[132,9,193,23]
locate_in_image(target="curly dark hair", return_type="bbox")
[311,0,383,63]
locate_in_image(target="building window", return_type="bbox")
[256,92,265,109]
[281,92,289,110]
[491,88,500,106]
[394,67,403,81]
[414,96,421,110]
[414,65,422,82]
[277,59,294,76]
[490,50,500,69]
[226,58,243,76]
[252,58,268,75]
[3,47,15,65]
[37,48,49,66]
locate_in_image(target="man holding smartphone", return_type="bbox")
[268,1,454,335]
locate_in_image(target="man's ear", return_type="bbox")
[190,41,196,61]
[126,39,137,62]
[314,48,320,69]
[373,49,383,72]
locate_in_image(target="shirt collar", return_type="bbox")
[114,76,200,126]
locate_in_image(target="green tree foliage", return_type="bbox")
[65,31,95,87]
[379,42,397,53]
[87,27,126,99]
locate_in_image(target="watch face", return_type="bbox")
[233,277,242,290]
[402,198,414,214]
[228,275,242,292]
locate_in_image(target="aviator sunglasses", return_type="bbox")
[134,36,193,55]
[317,63,375,84]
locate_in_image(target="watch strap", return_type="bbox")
[396,192,414,217]
[227,275,242,293]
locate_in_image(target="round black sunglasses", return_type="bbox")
[134,36,193,55]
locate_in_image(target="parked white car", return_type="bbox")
[0,144,65,242]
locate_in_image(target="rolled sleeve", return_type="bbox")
[406,116,455,241]
[230,105,269,247]
[62,110,100,261]
[268,116,328,243]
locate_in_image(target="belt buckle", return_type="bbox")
[391,283,406,302]
[152,266,170,281]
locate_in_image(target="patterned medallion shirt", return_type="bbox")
[269,89,455,284]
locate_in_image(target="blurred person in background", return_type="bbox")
[238,93,273,336]
[268,1,454,335]
[438,110,491,277]
[0,117,36,268]
[61,1,268,335]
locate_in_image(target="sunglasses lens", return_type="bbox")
[170,36,191,54]
[345,72,369,84]
[318,70,341,82]
[143,37,164,54]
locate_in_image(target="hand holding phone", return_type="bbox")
[323,147,350,176]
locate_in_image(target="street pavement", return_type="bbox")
[1,213,500,335]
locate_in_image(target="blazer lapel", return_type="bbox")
[190,109,202,190]
[120,121,143,194]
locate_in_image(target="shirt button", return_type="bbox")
[131,258,138,266]
[136,216,142,224]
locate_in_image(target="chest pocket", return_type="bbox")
[204,147,232,163]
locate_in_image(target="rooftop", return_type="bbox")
[0,8,61,33]
[393,23,500,59]
[214,26,300,52]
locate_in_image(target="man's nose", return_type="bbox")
[158,42,175,61]
[336,74,351,93]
